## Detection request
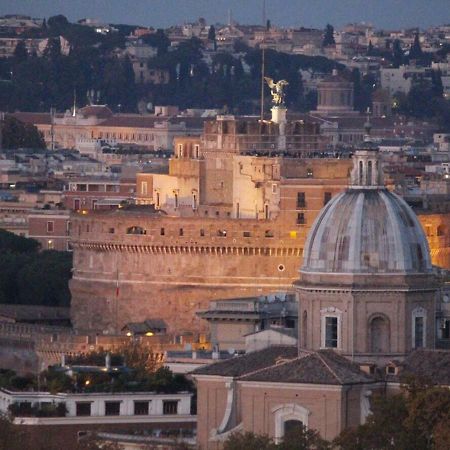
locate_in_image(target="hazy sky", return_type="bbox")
[1,0,449,29]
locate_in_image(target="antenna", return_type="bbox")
[260,47,265,121]
[262,0,266,27]
[72,87,77,117]
[260,0,266,121]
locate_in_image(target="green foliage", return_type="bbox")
[224,432,276,450]
[334,382,450,450]
[323,24,335,47]
[392,70,450,131]
[410,33,423,60]
[0,230,72,307]
[1,116,45,149]
[0,229,40,253]
[224,426,330,450]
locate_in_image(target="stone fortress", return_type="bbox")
[69,77,450,340]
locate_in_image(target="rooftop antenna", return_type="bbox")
[262,0,266,27]
[72,87,77,117]
[260,0,266,121]
[228,8,232,26]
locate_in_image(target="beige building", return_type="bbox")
[13,106,203,151]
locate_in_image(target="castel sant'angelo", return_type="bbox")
[69,78,450,337]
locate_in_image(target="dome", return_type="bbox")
[302,145,432,275]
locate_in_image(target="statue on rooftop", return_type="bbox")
[264,77,289,106]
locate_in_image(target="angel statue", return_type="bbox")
[264,77,289,106]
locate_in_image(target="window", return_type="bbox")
[174,193,178,208]
[47,240,54,250]
[160,227,165,236]
[156,192,160,208]
[74,199,81,210]
[200,229,205,237]
[306,168,313,178]
[296,192,306,208]
[179,228,184,236]
[108,227,115,234]
[92,199,97,210]
[414,317,424,349]
[47,221,54,233]
[297,213,305,225]
[134,401,149,415]
[324,192,332,206]
[325,317,338,348]
[217,229,227,237]
[192,194,197,210]
[265,230,274,238]
[76,402,91,416]
[412,307,426,349]
[141,181,148,196]
[243,231,251,237]
[105,401,121,416]
[126,226,146,235]
[163,400,178,415]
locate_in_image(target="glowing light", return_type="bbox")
[145,331,154,337]
[85,380,90,386]
[126,332,132,337]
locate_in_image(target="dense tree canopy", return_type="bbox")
[1,116,45,149]
[0,230,72,307]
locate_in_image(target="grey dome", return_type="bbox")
[302,189,432,274]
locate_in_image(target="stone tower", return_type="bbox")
[296,142,439,361]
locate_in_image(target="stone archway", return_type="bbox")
[369,314,390,353]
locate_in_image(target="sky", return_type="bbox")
[1,0,449,30]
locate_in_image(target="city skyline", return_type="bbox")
[2,0,449,30]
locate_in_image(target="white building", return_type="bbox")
[0,388,193,425]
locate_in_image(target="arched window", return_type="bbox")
[272,404,310,444]
[369,315,390,353]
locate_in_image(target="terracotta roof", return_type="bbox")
[398,349,450,385]
[11,112,53,125]
[241,350,376,385]
[191,345,298,377]
[191,346,376,385]
[79,105,113,119]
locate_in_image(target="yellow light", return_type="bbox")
[85,380,90,386]
[289,231,297,238]
[126,332,132,337]
[145,331,154,337]
[81,210,88,215]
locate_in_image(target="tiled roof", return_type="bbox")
[191,345,298,377]
[398,349,450,385]
[191,346,375,385]
[241,350,375,385]
[12,112,53,125]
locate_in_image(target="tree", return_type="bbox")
[323,24,335,47]
[1,116,46,149]
[47,15,70,35]
[13,41,28,63]
[224,432,276,450]
[143,29,170,56]
[410,33,423,60]
[392,39,404,67]
[334,382,450,450]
